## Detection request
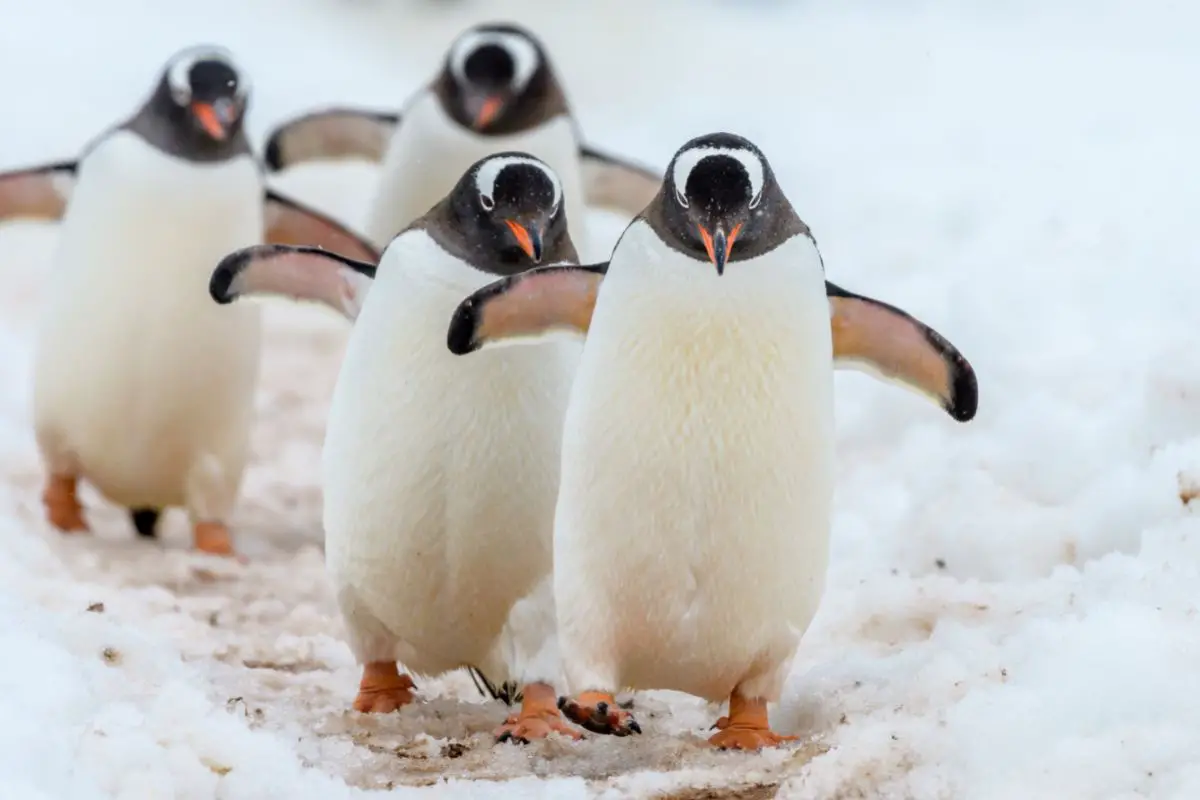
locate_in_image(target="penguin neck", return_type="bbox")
[599,221,826,329]
[121,88,253,165]
[406,89,568,148]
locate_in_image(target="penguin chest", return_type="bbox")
[32,133,264,504]
[554,236,835,696]
[322,248,578,661]
[366,94,585,246]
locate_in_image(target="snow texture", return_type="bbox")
[1,0,1198,797]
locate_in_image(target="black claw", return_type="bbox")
[559,697,642,737]
[610,722,638,737]
[496,731,512,744]
[129,507,160,538]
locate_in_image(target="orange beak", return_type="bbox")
[697,222,741,275]
[504,219,543,262]
[469,95,505,131]
[191,98,238,141]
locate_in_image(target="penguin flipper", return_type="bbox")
[209,242,377,320]
[263,108,400,172]
[826,281,978,423]
[263,188,381,265]
[447,262,609,355]
[579,144,661,217]
[0,161,77,223]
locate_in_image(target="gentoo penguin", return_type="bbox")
[262,21,661,254]
[0,45,379,556]
[209,152,586,741]
[446,133,978,749]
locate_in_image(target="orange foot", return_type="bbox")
[495,682,583,744]
[353,661,417,714]
[43,475,88,533]
[559,690,641,736]
[193,521,236,557]
[707,691,797,751]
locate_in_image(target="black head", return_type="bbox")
[437,23,562,135]
[657,132,792,275]
[153,45,250,146]
[442,152,570,275]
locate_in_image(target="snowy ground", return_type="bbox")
[1,0,1198,797]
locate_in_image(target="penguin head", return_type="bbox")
[441,23,555,133]
[158,45,250,144]
[661,133,779,276]
[449,152,567,271]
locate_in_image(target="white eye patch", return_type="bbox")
[474,154,562,211]
[449,29,539,92]
[165,44,248,104]
[671,146,765,209]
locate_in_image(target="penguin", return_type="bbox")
[209,152,588,742]
[262,21,661,255]
[0,45,380,556]
[445,133,978,749]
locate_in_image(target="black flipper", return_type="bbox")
[262,189,380,264]
[209,243,378,322]
[446,262,610,355]
[0,160,78,223]
[263,108,400,172]
[578,145,662,216]
[826,280,979,423]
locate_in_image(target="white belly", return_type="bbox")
[322,233,579,675]
[554,224,835,702]
[32,132,264,510]
[365,92,588,254]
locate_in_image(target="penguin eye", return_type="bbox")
[674,188,690,209]
[479,194,495,212]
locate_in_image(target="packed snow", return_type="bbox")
[1,0,1197,797]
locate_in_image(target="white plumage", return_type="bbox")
[553,220,835,706]
[321,229,579,686]
[363,91,586,254]
[33,131,263,524]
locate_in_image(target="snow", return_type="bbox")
[0,0,1198,796]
